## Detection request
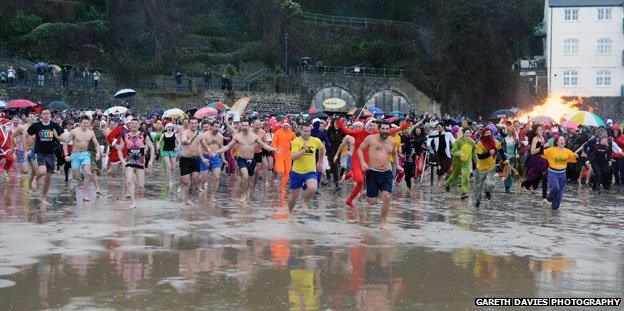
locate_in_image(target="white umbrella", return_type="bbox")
[0,100,6,108]
[162,108,187,119]
[114,89,137,99]
[104,106,128,115]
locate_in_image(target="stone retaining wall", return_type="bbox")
[0,84,304,114]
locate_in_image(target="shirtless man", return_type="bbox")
[63,116,101,201]
[179,118,202,205]
[198,120,226,201]
[358,122,402,229]
[251,120,268,186]
[13,113,37,180]
[212,120,277,203]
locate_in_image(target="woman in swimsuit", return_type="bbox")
[158,123,178,186]
[118,119,155,208]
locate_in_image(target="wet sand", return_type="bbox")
[0,167,623,310]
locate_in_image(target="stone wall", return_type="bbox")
[578,97,624,122]
[514,72,548,110]
[0,84,304,113]
[279,73,440,113]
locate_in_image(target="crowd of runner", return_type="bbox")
[0,108,622,228]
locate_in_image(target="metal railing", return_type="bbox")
[292,65,405,77]
[1,71,247,93]
[301,12,415,28]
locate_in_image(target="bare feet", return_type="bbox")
[380,221,387,229]
[30,178,37,190]
[185,199,195,206]
[129,202,136,208]
[40,198,50,206]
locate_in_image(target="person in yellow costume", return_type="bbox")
[288,123,325,213]
[474,128,502,208]
[543,136,578,210]
[445,128,476,199]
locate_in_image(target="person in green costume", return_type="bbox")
[444,128,476,199]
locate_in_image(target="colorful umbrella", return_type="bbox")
[568,111,605,127]
[207,102,230,110]
[6,99,38,109]
[104,106,128,115]
[369,107,384,115]
[194,107,218,119]
[47,101,69,111]
[347,108,372,117]
[162,108,186,119]
[561,120,579,129]
[531,115,555,125]
[114,89,137,99]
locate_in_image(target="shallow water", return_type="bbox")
[0,167,623,310]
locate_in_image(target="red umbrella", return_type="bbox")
[194,107,218,119]
[6,99,38,109]
[308,107,318,114]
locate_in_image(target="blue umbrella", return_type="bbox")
[369,107,384,115]
[390,110,404,117]
[47,101,70,111]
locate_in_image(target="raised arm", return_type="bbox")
[389,121,411,135]
[336,118,360,136]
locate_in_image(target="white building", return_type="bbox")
[544,0,624,96]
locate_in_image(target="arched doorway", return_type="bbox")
[310,87,356,112]
[366,90,410,113]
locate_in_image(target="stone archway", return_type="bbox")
[310,86,357,112]
[365,89,411,113]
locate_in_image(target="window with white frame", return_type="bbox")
[598,8,612,20]
[596,70,612,86]
[564,38,579,55]
[564,9,579,21]
[597,38,612,54]
[563,70,579,87]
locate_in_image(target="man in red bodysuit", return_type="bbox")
[337,118,410,208]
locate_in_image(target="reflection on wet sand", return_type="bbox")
[1,167,623,309]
